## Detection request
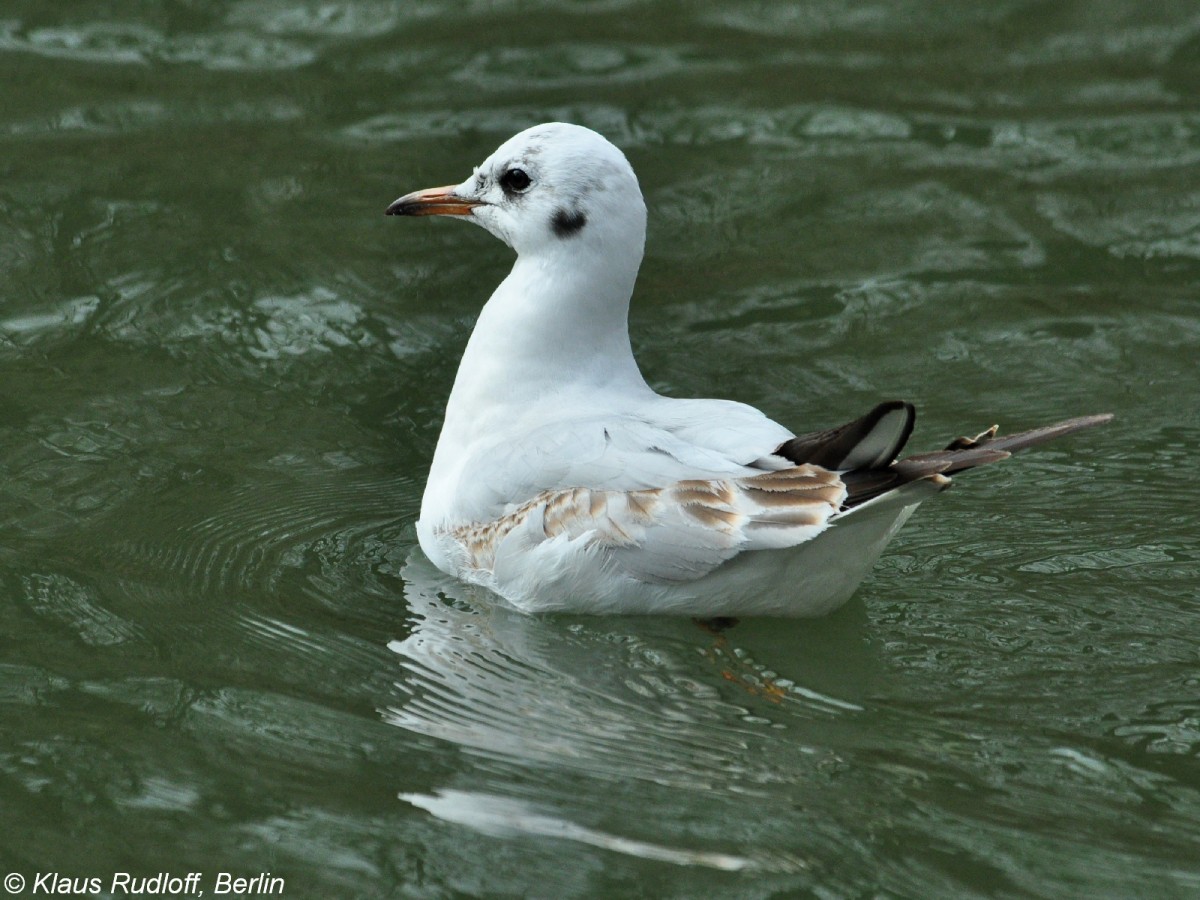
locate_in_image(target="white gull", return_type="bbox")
[386,122,1110,617]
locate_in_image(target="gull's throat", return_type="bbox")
[456,245,647,403]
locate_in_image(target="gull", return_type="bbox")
[386,122,1111,617]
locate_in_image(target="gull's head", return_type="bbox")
[386,122,645,258]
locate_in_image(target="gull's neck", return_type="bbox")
[443,239,651,428]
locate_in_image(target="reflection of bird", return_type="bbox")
[386,122,1111,617]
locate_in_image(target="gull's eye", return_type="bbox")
[499,168,532,194]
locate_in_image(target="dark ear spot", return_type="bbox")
[551,208,587,238]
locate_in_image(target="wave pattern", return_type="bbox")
[1,0,1199,895]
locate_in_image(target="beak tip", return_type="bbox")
[384,186,479,219]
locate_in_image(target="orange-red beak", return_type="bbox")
[385,185,483,217]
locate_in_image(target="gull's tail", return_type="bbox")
[777,403,1114,508]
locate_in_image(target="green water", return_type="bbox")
[2,1,1198,897]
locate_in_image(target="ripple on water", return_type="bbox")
[0,20,316,70]
[88,282,413,382]
[177,289,377,361]
[401,790,764,872]
[700,2,1005,37]
[1019,544,1178,575]
[1006,20,1191,68]
[1114,698,1200,757]
[380,556,891,873]
[636,104,917,150]
[336,104,632,145]
[385,598,766,792]
[225,0,402,38]
[19,572,141,648]
[0,296,101,345]
[0,99,304,139]
[341,103,917,153]
[382,550,1200,892]
[0,664,71,706]
[451,43,713,91]
[1037,183,1200,260]
[95,468,410,602]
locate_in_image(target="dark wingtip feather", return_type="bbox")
[777,400,915,469]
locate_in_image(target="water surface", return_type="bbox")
[2,1,1199,896]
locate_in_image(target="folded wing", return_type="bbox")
[450,464,846,585]
[446,402,1112,591]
